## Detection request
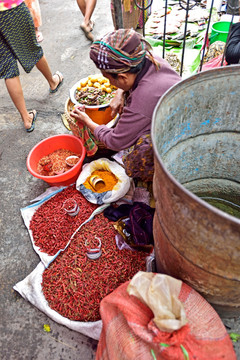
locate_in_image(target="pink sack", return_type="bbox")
[96,276,236,360]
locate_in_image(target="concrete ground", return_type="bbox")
[0,0,240,359]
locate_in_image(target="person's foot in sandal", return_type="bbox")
[24,110,38,132]
[49,71,64,93]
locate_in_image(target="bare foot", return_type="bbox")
[80,23,94,42]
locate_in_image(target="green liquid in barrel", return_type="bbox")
[200,197,240,219]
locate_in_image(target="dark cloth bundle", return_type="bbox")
[104,202,155,245]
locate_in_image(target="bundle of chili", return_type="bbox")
[42,212,147,322]
[29,185,98,255]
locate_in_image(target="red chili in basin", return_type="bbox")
[41,212,147,322]
[37,149,81,176]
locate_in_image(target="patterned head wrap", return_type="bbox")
[90,29,159,74]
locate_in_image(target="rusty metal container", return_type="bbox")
[151,66,240,317]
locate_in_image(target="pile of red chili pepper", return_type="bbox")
[30,185,146,322]
[29,186,98,255]
[42,211,146,322]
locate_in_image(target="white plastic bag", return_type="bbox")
[127,271,188,332]
[76,158,131,204]
[13,263,102,340]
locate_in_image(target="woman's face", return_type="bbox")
[101,71,136,91]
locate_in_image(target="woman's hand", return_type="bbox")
[110,89,125,118]
[70,105,88,123]
[70,105,98,133]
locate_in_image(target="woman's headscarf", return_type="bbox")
[90,28,159,74]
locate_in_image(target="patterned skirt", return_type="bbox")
[122,133,154,182]
[0,2,43,79]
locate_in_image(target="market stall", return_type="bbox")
[144,0,212,77]
[12,59,239,357]
[144,0,240,75]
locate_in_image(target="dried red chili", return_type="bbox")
[37,149,81,176]
[29,185,98,255]
[30,185,147,322]
[41,211,147,322]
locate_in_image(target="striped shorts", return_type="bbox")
[0,2,43,79]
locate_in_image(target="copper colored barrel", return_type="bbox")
[151,66,240,317]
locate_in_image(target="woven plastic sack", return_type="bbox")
[76,158,131,205]
[96,272,236,360]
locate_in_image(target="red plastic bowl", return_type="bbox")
[26,134,86,186]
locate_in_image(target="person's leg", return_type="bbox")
[35,55,63,91]
[5,76,36,130]
[83,0,96,29]
[77,0,96,40]
[76,0,86,17]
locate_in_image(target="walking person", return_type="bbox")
[76,0,97,42]
[0,0,64,132]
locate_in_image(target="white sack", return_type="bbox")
[76,158,131,204]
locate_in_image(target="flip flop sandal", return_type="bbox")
[49,71,64,93]
[26,110,37,133]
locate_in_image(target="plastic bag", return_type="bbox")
[127,272,187,332]
[76,158,131,204]
[201,54,227,71]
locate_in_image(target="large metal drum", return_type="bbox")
[152,66,240,317]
